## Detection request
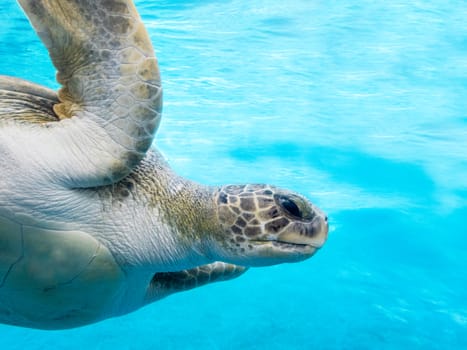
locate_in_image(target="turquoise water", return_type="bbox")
[1,0,466,348]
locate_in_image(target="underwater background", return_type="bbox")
[0,0,466,349]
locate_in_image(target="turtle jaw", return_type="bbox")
[247,215,328,265]
[275,215,328,249]
[247,241,318,264]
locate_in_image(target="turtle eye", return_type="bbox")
[275,194,302,218]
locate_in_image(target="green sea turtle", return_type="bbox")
[0,0,328,330]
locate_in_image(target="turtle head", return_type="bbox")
[212,184,328,266]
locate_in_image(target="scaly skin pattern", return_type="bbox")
[146,262,248,303]
[14,0,163,188]
[0,0,329,330]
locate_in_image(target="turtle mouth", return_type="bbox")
[275,218,328,249]
[237,218,328,265]
[274,240,311,248]
[251,217,328,251]
[248,239,317,262]
[275,231,326,249]
[251,239,316,250]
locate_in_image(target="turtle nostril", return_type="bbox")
[324,216,328,222]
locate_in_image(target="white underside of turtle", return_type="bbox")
[0,0,328,329]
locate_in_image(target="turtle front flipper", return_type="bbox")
[145,262,248,304]
[18,0,162,187]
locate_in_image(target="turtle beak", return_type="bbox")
[277,215,328,248]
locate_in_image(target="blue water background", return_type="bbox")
[1,0,466,348]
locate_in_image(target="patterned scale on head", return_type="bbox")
[214,184,328,266]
